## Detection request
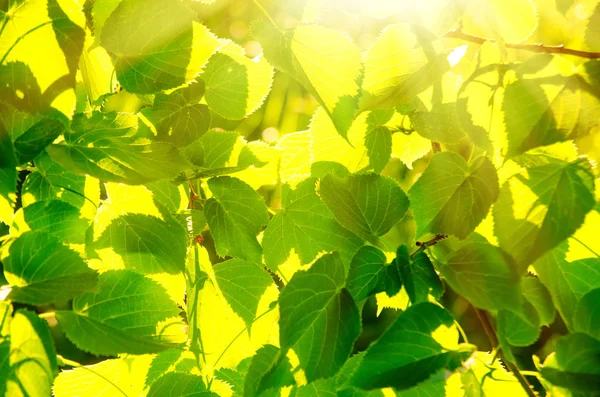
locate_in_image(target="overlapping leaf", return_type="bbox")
[204,176,269,263]
[56,270,186,355]
[409,152,499,240]
[3,231,98,305]
[494,155,595,269]
[99,0,220,93]
[279,252,361,381]
[47,111,192,184]
[262,178,363,270]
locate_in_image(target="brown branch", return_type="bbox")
[473,308,537,397]
[410,234,447,259]
[444,27,600,59]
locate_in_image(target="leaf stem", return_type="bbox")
[411,234,447,259]
[445,25,600,59]
[38,311,56,319]
[473,307,537,397]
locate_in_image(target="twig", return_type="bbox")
[411,234,447,259]
[444,26,600,59]
[473,307,537,397]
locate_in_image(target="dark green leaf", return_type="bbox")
[243,345,294,397]
[347,245,389,302]
[350,302,473,390]
[23,200,91,244]
[147,373,216,397]
[574,288,600,340]
[279,253,361,381]
[396,245,443,304]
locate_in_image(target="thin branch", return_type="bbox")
[473,307,537,397]
[444,27,600,59]
[411,234,447,259]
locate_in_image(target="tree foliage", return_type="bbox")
[0,0,599,396]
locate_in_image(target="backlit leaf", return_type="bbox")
[279,252,361,381]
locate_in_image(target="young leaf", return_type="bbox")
[56,270,185,355]
[3,231,98,305]
[213,259,273,329]
[438,242,522,311]
[100,0,220,93]
[203,42,274,120]
[279,252,361,381]
[350,302,473,390]
[395,245,443,304]
[253,22,363,139]
[147,373,216,397]
[204,176,269,263]
[494,156,595,269]
[319,173,409,242]
[262,178,363,270]
[408,152,499,240]
[47,112,192,184]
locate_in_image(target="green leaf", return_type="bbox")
[347,245,389,302]
[534,243,600,330]
[350,302,473,390]
[438,242,522,311]
[47,112,192,184]
[94,213,188,275]
[147,373,216,397]
[243,344,294,397]
[100,0,220,93]
[497,301,541,347]
[522,276,556,326]
[494,156,596,269]
[359,24,450,111]
[502,66,600,157]
[410,103,467,144]
[540,333,600,393]
[141,84,212,147]
[23,200,91,244]
[364,110,393,173]
[3,231,98,305]
[184,130,240,168]
[0,0,84,115]
[294,378,337,397]
[56,270,185,355]
[395,245,443,304]
[253,22,363,139]
[203,42,274,120]
[213,259,273,329]
[279,253,361,381]
[262,178,363,270]
[204,176,269,263]
[53,355,153,397]
[0,310,57,397]
[21,151,97,212]
[574,288,600,340]
[408,152,499,240]
[0,167,16,225]
[13,117,64,164]
[319,173,409,242]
